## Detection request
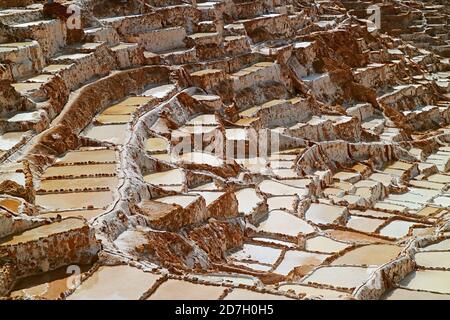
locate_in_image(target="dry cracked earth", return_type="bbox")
[0,0,449,300]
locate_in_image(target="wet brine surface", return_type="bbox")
[147,279,225,300]
[10,265,92,299]
[302,266,378,290]
[400,270,450,294]
[67,265,161,300]
[36,191,114,211]
[330,244,402,266]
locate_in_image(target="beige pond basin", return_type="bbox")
[36,191,114,211]
[39,209,104,220]
[333,171,361,183]
[414,251,450,269]
[231,260,273,272]
[433,196,450,207]
[235,188,264,215]
[257,210,315,237]
[224,288,294,300]
[427,173,450,184]
[331,244,402,266]
[39,177,118,192]
[274,250,330,276]
[349,209,394,219]
[142,84,175,99]
[229,243,282,265]
[399,270,450,294]
[178,152,223,167]
[422,239,450,251]
[278,284,350,299]
[388,188,439,204]
[68,265,161,300]
[373,201,407,213]
[258,180,308,197]
[272,168,299,179]
[409,180,445,191]
[100,104,138,115]
[267,196,297,211]
[324,229,391,245]
[56,149,116,164]
[188,273,260,287]
[415,206,444,218]
[82,124,128,145]
[42,164,117,178]
[0,198,21,213]
[188,191,223,206]
[0,218,85,246]
[302,266,377,290]
[378,220,418,239]
[95,114,131,124]
[186,114,218,126]
[114,96,153,106]
[156,194,199,208]
[145,137,169,154]
[172,125,218,138]
[10,264,92,299]
[380,199,422,211]
[304,203,346,226]
[147,279,225,300]
[305,236,350,253]
[369,173,395,187]
[251,237,297,249]
[0,171,26,185]
[346,215,385,233]
[143,168,184,185]
[382,287,450,300]
[0,131,25,151]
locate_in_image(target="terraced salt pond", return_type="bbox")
[36,191,114,210]
[55,149,116,164]
[0,131,26,152]
[257,210,315,237]
[67,265,161,300]
[278,283,350,299]
[39,177,119,192]
[274,250,330,276]
[41,164,117,178]
[267,196,297,211]
[305,236,350,253]
[378,220,418,239]
[304,203,346,226]
[414,251,450,269]
[229,244,282,266]
[399,270,450,294]
[259,180,308,197]
[382,287,450,300]
[302,266,378,290]
[147,279,225,300]
[330,244,402,266]
[188,273,260,287]
[235,188,264,216]
[81,124,128,145]
[421,239,450,251]
[346,215,385,233]
[10,265,92,299]
[0,218,85,246]
[224,288,293,300]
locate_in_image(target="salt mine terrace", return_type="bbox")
[0,0,449,301]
